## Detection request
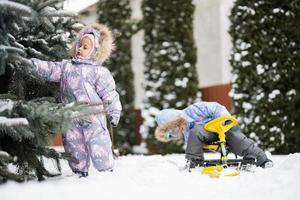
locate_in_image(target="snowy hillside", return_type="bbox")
[2,152,300,200]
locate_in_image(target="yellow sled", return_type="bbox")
[201,116,250,178]
[201,165,240,178]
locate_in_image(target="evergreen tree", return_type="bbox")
[1,0,78,100]
[97,0,140,154]
[141,0,199,154]
[0,0,83,182]
[0,95,103,183]
[229,0,300,153]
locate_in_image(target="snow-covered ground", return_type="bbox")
[2,153,300,200]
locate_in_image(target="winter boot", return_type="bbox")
[260,159,274,168]
[185,158,204,171]
[73,170,88,178]
[242,157,256,165]
[98,169,113,172]
[239,157,256,171]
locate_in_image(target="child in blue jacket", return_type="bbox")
[30,24,121,177]
[155,101,273,169]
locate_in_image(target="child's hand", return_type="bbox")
[109,115,119,127]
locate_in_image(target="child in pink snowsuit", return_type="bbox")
[30,24,121,177]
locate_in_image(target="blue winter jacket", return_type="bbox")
[155,101,231,143]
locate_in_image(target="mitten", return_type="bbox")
[109,114,120,127]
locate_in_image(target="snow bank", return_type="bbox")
[1,153,300,200]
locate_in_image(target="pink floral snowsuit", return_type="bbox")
[30,56,122,173]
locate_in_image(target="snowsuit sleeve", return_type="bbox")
[207,102,231,118]
[184,101,231,124]
[30,58,63,82]
[95,67,122,124]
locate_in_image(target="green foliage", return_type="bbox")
[0,94,106,183]
[0,0,78,99]
[141,0,199,154]
[97,0,138,154]
[229,0,300,153]
[0,0,79,183]
[0,96,76,182]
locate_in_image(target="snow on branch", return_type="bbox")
[27,47,44,58]
[0,116,29,127]
[36,0,62,11]
[0,150,10,158]
[0,45,26,57]
[0,99,13,113]
[8,54,34,67]
[0,1,33,17]
[0,150,14,163]
[40,9,75,18]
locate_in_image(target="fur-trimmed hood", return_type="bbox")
[154,109,193,142]
[155,117,187,142]
[71,23,115,63]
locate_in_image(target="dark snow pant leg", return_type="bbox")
[185,125,219,160]
[62,126,90,173]
[196,125,219,143]
[185,125,207,160]
[226,126,268,166]
[83,124,114,171]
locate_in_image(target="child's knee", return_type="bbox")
[226,126,248,142]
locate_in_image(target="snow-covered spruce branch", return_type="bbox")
[0,97,111,133]
[39,9,76,18]
[0,99,13,113]
[0,151,14,163]
[62,102,109,120]
[0,168,26,183]
[0,94,18,101]
[72,23,84,30]
[27,47,45,58]
[11,41,26,51]
[7,34,16,44]
[35,0,63,11]
[69,108,107,120]
[7,54,34,68]
[0,117,29,127]
[7,34,26,51]
[64,101,112,109]
[0,45,26,57]
[38,147,78,165]
[0,1,33,17]
[0,124,35,141]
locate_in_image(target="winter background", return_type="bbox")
[1,0,300,199]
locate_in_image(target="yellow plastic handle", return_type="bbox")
[204,116,238,134]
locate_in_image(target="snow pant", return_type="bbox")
[185,125,268,166]
[62,119,114,173]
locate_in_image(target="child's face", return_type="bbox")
[164,123,186,141]
[76,37,93,58]
[178,123,187,133]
